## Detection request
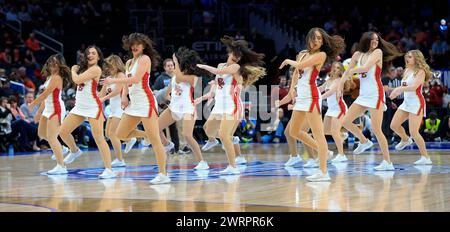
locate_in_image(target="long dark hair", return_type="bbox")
[305,27,345,63]
[41,53,71,87]
[78,45,104,74]
[174,47,210,77]
[122,33,161,69]
[357,31,402,72]
[221,35,266,86]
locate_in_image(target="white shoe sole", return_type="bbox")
[150,179,171,185]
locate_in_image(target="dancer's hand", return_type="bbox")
[274,100,280,108]
[279,59,294,69]
[389,88,401,99]
[172,53,178,63]
[121,98,129,109]
[194,97,203,105]
[71,65,79,73]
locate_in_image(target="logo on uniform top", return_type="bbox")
[77,83,85,91]
[361,73,367,78]
[107,88,112,94]
[174,84,183,96]
[402,82,407,86]
[298,69,304,78]
[217,78,225,89]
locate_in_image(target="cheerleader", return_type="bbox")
[104,33,169,184]
[28,54,69,174]
[277,65,334,169]
[59,45,116,178]
[99,55,128,167]
[337,32,402,171]
[389,50,431,165]
[318,62,349,162]
[279,27,345,181]
[197,35,266,174]
[157,47,209,170]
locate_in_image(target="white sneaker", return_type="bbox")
[163,141,174,152]
[232,136,240,144]
[235,156,247,165]
[219,165,240,175]
[331,154,348,163]
[150,173,171,185]
[353,140,374,154]
[306,171,331,182]
[374,160,395,171]
[124,138,137,153]
[202,139,219,151]
[111,158,127,167]
[327,150,334,161]
[141,139,151,146]
[52,146,70,160]
[194,160,210,170]
[413,156,432,165]
[303,159,319,168]
[342,132,349,141]
[63,149,83,164]
[284,155,303,166]
[99,168,117,179]
[47,164,68,175]
[395,137,414,151]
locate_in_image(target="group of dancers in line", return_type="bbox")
[28,27,433,184]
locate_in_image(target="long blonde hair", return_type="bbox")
[104,55,125,76]
[405,50,432,83]
[328,62,344,81]
[327,61,352,92]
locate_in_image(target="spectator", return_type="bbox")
[25,33,41,52]
[76,44,86,64]
[240,109,257,143]
[381,66,400,143]
[18,66,36,92]
[152,58,180,152]
[20,92,39,123]
[0,48,12,66]
[361,111,373,141]
[270,75,290,116]
[442,115,450,142]
[6,6,19,21]
[0,76,14,98]
[0,96,14,152]
[421,111,442,142]
[18,5,32,22]
[430,35,449,68]
[428,79,445,110]
[24,49,36,68]
[261,108,288,143]
[8,96,40,151]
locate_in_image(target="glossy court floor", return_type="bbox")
[1,142,450,212]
